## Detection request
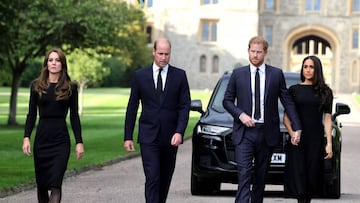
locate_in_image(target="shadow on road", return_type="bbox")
[199,189,284,197]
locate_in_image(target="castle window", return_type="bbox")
[200,55,207,73]
[305,0,321,11]
[352,29,359,49]
[147,0,153,7]
[351,60,359,84]
[212,55,219,73]
[265,0,275,11]
[146,25,152,44]
[352,0,360,12]
[201,20,218,42]
[265,26,273,46]
[201,0,218,5]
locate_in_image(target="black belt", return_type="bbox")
[254,123,264,128]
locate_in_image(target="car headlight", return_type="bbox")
[197,125,231,136]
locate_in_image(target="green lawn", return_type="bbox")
[355,94,360,105]
[0,87,211,195]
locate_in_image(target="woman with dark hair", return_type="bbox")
[283,55,333,203]
[22,48,84,202]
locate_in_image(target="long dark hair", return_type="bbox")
[300,55,332,110]
[35,48,72,100]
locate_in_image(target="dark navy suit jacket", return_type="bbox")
[124,64,191,146]
[223,65,301,147]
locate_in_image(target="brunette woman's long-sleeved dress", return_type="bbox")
[284,84,333,198]
[24,82,82,188]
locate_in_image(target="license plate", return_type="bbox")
[271,153,286,164]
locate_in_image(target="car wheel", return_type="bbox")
[191,173,221,195]
[190,164,221,195]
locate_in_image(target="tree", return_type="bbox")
[0,0,148,125]
[67,48,110,114]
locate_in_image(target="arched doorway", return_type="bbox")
[290,35,333,85]
[283,25,340,91]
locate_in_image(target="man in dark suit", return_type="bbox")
[223,36,302,203]
[124,38,191,203]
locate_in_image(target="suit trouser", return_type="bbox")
[235,125,272,203]
[140,143,178,203]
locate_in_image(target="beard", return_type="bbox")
[249,57,264,67]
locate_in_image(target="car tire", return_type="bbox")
[190,163,221,195]
[191,173,221,195]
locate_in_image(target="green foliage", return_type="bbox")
[67,48,110,88]
[0,69,11,86]
[101,56,127,87]
[0,87,212,193]
[20,58,42,87]
[0,0,149,124]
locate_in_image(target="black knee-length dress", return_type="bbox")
[284,84,332,198]
[24,82,82,188]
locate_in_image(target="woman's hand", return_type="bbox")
[324,143,333,159]
[290,131,301,146]
[22,137,31,156]
[75,143,84,160]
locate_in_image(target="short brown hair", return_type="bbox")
[248,36,268,52]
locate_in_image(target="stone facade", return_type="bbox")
[131,0,360,93]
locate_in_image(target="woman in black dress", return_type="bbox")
[283,55,333,203]
[22,48,84,203]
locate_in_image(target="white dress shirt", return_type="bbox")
[250,64,265,123]
[153,64,168,91]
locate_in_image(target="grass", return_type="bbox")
[355,94,360,105]
[0,87,211,195]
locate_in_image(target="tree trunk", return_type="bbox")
[7,70,22,125]
[78,82,86,115]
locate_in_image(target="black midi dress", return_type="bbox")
[284,84,332,198]
[24,82,82,188]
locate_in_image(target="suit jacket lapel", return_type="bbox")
[264,65,272,103]
[244,65,252,109]
[145,66,156,93]
[161,65,172,102]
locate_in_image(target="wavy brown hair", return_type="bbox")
[248,36,269,52]
[35,48,72,101]
[300,55,332,110]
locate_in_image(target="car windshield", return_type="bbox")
[210,73,300,113]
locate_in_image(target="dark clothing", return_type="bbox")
[124,65,191,145]
[24,82,82,188]
[235,126,272,203]
[284,84,333,199]
[124,64,191,203]
[140,143,178,203]
[223,65,301,203]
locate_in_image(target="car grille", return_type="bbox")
[224,132,290,165]
[196,131,290,172]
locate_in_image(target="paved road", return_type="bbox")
[1,94,359,203]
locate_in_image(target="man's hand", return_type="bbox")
[291,130,302,146]
[124,140,135,152]
[239,113,255,127]
[171,133,182,147]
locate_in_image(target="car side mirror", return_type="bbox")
[332,103,351,121]
[190,100,205,115]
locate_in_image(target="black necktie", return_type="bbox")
[157,68,163,101]
[254,68,260,120]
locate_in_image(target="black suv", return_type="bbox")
[190,71,350,198]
